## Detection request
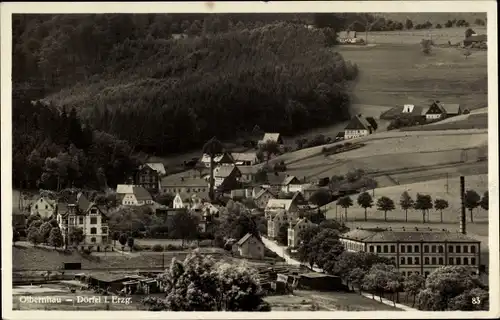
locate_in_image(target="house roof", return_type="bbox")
[160,174,208,188]
[254,188,275,200]
[341,229,480,242]
[237,166,258,175]
[201,152,233,164]
[266,199,294,211]
[260,133,281,143]
[231,152,257,162]
[116,184,136,194]
[32,196,57,209]
[282,175,301,186]
[144,163,166,175]
[214,165,240,178]
[440,103,461,114]
[132,186,153,201]
[344,115,372,131]
[464,34,487,43]
[236,233,263,246]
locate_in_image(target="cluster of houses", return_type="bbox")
[337,31,364,44]
[383,100,465,122]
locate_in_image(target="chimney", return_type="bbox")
[460,176,466,234]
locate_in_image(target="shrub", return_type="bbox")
[142,244,152,251]
[165,244,183,251]
[133,244,143,251]
[152,244,164,252]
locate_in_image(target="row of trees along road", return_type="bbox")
[335,189,487,223]
[294,222,488,310]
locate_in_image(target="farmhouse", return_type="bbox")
[339,228,481,277]
[57,193,109,250]
[463,34,487,46]
[253,188,276,209]
[200,152,234,168]
[425,101,462,121]
[287,217,317,248]
[213,165,242,191]
[117,185,154,206]
[136,162,166,194]
[230,187,263,200]
[343,115,375,140]
[159,175,208,197]
[233,233,265,260]
[265,198,299,219]
[337,31,361,44]
[258,133,284,147]
[238,166,259,183]
[281,175,303,193]
[231,152,260,166]
[30,196,57,219]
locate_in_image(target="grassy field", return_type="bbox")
[364,27,487,45]
[404,113,488,131]
[375,13,487,26]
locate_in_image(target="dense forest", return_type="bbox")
[17,13,443,190]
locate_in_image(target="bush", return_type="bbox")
[133,244,143,251]
[152,244,164,252]
[165,244,183,251]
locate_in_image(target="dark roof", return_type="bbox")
[344,116,372,131]
[282,176,301,186]
[132,186,152,201]
[464,34,487,43]
[214,165,240,178]
[160,174,208,188]
[440,103,461,115]
[341,229,480,243]
[236,233,263,246]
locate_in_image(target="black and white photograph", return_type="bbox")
[1,1,498,318]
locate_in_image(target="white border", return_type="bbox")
[1,1,498,319]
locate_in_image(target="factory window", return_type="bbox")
[456,245,461,253]
[91,237,96,243]
[471,258,476,265]
[431,257,437,265]
[463,257,469,265]
[431,245,436,253]
[438,246,444,253]
[456,257,461,265]
[471,246,476,253]
[415,257,420,265]
[424,245,429,253]
[383,245,388,253]
[414,245,419,253]
[463,246,469,253]
[449,257,454,265]
[390,245,396,253]
[376,245,381,253]
[400,257,405,265]
[424,257,430,265]
[438,257,444,265]
[401,245,406,253]
[407,245,412,253]
[448,245,454,253]
[408,257,413,265]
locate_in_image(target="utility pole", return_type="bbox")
[445,173,449,193]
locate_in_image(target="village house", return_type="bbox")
[57,193,109,251]
[30,196,57,219]
[425,101,462,121]
[337,31,361,44]
[173,192,205,210]
[288,217,317,248]
[238,166,259,184]
[231,152,260,166]
[265,198,300,219]
[159,174,209,197]
[339,228,481,278]
[253,188,276,209]
[200,152,234,168]
[117,185,154,206]
[135,163,166,194]
[267,210,291,239]
[343,115,375,140]
[258,133,284,149]
[281,175,303,193]
[213,165,242,192]
[233,233,265,260]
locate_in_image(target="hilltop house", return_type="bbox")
[337,31,361,44]
[425,101,462,121]
[233,233,265,260]
[343,115,375,140]
[288,217,317,248]
[117,185,154,206]
[339,228,481,277]
[30,196,57,219]
[213,165,242,192]
[254,188,276,209]
[200,152,234,168]
[463,34,487,47]
[281,175,303,194]
[159,174,209,198]
[136,163,166,194]
[258,133,284,148]
[231,152,260,166]
[57,193,109,251]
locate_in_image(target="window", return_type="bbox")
[407,245,412,253]
[438,257,444,265]
[69,218,74,225]
[400,257,405,265]
[456,245,461,253]
[90,208,97,214]
[449,257,454,265]
[390,245,396,253]
[401,245,406,253]
[415,257,420,265]
[431,257,437,265]
[463,257,469,265]
[45,205,48,209]
[90,217,97,224]
[35,205,38,210]
[463,245,469,253]
[438,246,444,253]
[102,227,108,234]
[376,245,381,253]
[456,257,461,265]
[408,257,413,265]
[383,245,388,253]
[424,257,430,265]
[414,245,419,253]
[91,237,96,243]
[424,245,429,253]
[471,246,476,253]
[91,227,97,235]
[431,245,436,253]
[402,271,406,277]
[79,217,83,224]
[471,258,476,265]
[448,245,454,253]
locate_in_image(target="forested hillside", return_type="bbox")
[12,13,359,190]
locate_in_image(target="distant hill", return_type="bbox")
[374,12,487,25]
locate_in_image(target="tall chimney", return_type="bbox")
[460,176,466,234]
